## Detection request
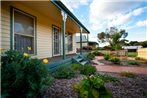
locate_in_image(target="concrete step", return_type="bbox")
[81,60,88,65]
[76,58,83,62]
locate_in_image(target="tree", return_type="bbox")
[139,41,147,47]
[97,27,128,50]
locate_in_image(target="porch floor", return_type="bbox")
[48,53,78,63]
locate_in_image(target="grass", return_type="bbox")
[127,52,137,57]
[120,72,136,78]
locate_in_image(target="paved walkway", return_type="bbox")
[94,56,147,74]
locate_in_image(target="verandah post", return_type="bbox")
[61,11,67,59]
[80,27,83,55]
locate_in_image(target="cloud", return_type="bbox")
[89,0,145,31]
[61,0,89,12]
[132,7,146,16]
[136,19,147,27]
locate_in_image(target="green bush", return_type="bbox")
[120,72,136,78]
[71,63,82,71]
[127,60,139,65]
[73,75,112,98]
[104,53,111,60]
[109,57,120,64]
[1,50,53,98]
[80,64,96,76]
[87,52,95,60]
[95,73,118,82]
[54,66,76,79]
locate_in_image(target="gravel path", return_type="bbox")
[42,73,147,98]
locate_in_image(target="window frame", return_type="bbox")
[11,7,37,55]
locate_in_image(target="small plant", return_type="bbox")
[143,91,147,98]
[73,75,112,98]
[54,66,76,79]
[80,64,97,76]
[71,63,82,71]
[95,73,118,82]
[109,57,120,64]
[120,72,136,78]
[1,50,54,98]
[87,52,95,60]
[104,53,111,60]
[127,60,139,65]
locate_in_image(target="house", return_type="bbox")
[122,46,142,52]
[1,1,90,60]
[76,35,88,49]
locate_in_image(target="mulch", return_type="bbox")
[42,72,147,98]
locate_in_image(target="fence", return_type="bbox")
[137,48,147,60]
[99,50,127,56]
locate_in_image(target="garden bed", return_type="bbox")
[42,72,147,98]
[43,74,84,98]
[98,59,147,67]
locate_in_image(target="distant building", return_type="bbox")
[122,46,142,52]
[88,41,99,48]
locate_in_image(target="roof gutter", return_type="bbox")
[51,0,90,34]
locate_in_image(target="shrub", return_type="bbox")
[80,64,96,76]
[109,57,120,64]
[71,63,82,71]
[127,60,139,65]
[92,51,103,56]
[87,52,95,60]
[143,91,147,98]
[95,73,118,82]
[104,53,111,60]
[120,72,136,78]
[54,66,76,79]
[73,75,112,98]
[1,50,53,98]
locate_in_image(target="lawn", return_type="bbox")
[127,52,137,57]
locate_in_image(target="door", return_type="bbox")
[53,26,61,56]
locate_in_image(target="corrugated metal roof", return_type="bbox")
[122,46,142,49]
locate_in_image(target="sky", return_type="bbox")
[61,0,147,47]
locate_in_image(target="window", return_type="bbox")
[68,33,73,51]
[13,8,36,54]
[52,26,61,55]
